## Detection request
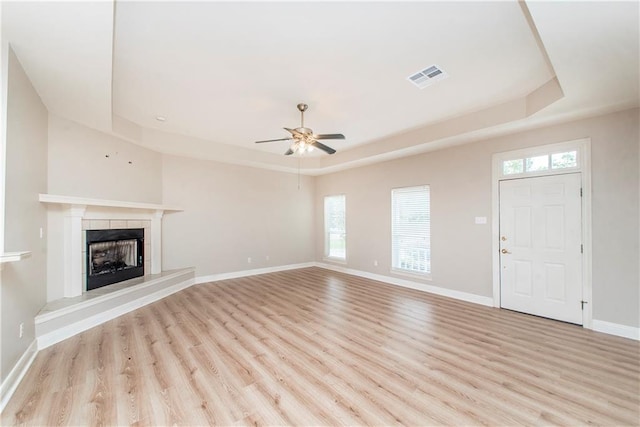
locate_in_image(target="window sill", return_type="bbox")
[390,268,432,281]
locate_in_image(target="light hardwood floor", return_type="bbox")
[3,267,639,426]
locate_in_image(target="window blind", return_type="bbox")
[391,185,431,274]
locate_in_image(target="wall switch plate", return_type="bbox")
[373,260,378,267]
[19,322,24,338]
[247,257,252,264]
[475,216,487,224]
[40,227,43,238]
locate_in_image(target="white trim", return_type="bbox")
[491,138,593,329]
[592,320,639,341]
[581,142,593,329]
[0,251,31,263]
[195,262,316,284]
[0,340,37,412]
[316,262,493,307]
[150,210,163,274]
[0,40,8,255]
[39,193,182,212]
[37,277,195,349]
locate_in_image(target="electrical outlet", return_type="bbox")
[247,257,252,264]
[373,260,378,267]
[265,255,270,261]
[19,322,24,339]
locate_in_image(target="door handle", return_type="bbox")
[501,249,511,254]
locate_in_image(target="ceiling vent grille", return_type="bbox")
[407,65,448,89]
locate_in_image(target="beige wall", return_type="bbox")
[162,155,315,276]
[45,116,164,301]
[1,48,48,382]
[315,108,639,328]
[47,114,163,203]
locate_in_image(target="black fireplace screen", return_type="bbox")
[86,228,144,291]
[89,239,138,276]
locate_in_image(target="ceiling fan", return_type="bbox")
[255,103,345,155]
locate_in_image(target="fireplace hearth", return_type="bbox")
[86,228,144,291]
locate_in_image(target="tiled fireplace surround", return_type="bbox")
[39,194,178,298]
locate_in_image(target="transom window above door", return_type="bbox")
[502,150,578,177]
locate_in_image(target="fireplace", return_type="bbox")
[86,228,144,291]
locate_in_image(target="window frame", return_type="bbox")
[323,194,347,262]
[500,146,580,179]
[391,185,431,278]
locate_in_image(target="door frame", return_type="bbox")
[491,138,593,329]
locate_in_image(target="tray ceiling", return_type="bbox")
[3,1,638,174]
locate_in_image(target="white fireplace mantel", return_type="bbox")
[39,194,183,298]
[39,194,182,212]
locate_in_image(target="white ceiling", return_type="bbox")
[2,1,638,174]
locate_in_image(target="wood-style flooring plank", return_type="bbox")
[3,267,639,426]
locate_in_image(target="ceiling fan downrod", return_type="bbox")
[297,103,307,128]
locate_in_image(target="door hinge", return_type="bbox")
[580,188,583,197]
[581,300,588,310]
[581,244,583,253]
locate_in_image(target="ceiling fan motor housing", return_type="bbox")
[296,127,313,135]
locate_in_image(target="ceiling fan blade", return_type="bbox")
[314,133,345,140]
[284,148,295,156]
[284,127,304,137]
[255,138,291,144]
[311,141,336,155]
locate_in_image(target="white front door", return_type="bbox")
[499,173,583,324]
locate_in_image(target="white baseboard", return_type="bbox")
[37,277,195,349]
[195,262,316,284]
[315,262,494,307]
[592,320,640,341]
[0,340,37,413]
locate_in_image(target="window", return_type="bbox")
[551,151,577,169]
[525,155,549,172]
[392,186,430,275]
[502,150,578,176]
[324,195,346,260]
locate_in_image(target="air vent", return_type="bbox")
[407,65,448,89]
